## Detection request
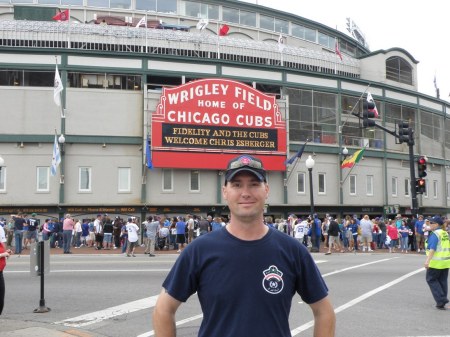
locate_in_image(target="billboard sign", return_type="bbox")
[151,79,286,170]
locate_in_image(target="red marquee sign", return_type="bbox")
[151,79,287,170]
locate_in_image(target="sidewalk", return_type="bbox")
[0,319,108,337]
[7,243,178,256]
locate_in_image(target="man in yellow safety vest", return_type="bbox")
[424,216,450,310]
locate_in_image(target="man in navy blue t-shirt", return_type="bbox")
[153,155,335,337]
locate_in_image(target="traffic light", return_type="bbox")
[362,101,376,128]
[397,121,413,144]
[416,178,426,194]
[417,156,427,178]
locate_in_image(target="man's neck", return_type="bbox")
[226,219,268,241]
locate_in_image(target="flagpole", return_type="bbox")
[145,11,148,52]
[217,22,220,60]
[67,7,71,49]
[340,84,370,129]
[285,140,309,185]
[334,37,337,75]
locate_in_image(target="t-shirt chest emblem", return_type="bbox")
[262,265,284,294]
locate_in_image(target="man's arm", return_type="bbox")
[309,296,335,337]
[153,288,182,337]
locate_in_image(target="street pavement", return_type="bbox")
[1,244,449,337]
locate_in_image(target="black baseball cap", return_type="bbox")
[225,155,266,183]
[428,216,444,226]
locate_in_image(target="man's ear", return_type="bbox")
[222,185,228,201]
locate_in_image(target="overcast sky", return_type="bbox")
[240,0,448,101]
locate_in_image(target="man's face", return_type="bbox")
[222,171,268,222]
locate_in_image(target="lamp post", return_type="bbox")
[339,146,348,212]
[342,147,348,157]
[305,155,318,252]
[58,135,65,207]
[58,134,65,149]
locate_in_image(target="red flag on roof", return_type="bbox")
[219,24,229,36]
[53,9,69,21]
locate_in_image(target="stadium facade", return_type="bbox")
[0,0,449,222]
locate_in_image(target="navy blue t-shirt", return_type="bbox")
[162,226,329,337]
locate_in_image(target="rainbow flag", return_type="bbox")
[341,148,365,169]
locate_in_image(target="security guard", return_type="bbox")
[424,216,450,310]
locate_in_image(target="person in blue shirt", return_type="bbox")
[423,216,450,310]
[153,155,335,337]
[415,215,425,253]
[175,216,186,253]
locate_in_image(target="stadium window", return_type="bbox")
[190,171,200,192]
[61,0,83,5]
[110,0,131,9]
[239,10,256,27]
[162,169,173,192]
[318,32,332,49]
[447,182,450,200]
[349,175,356,195]
[118,167,131,193]
[386,56,413,85]
[38,0,59,4]
[36,167,50,192]
[87,0,109,8]
[433,180,438,199]
[318,173,326,194]
[79,167,92,193]
[404,178,410,197]
[292,23,306,39]
[420,110,441,142]
[222,6,239,24]
[0,70,53,87]
[136,0,156,11]
[297,172,305,193]
[274,18,288,33]
[260,14,274,31]
[366,175,374,196]
[147,74,182,90]
[445,119,450,150]
[0,167,6,192]
[391,177,398,197]
[255,83,281,98]
[157,0,177,13]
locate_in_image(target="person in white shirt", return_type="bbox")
[126,217,139,257]
[0,224,6,243]
[360,215,374,252]
[73,219,83,248]
[93,214,103,250]
[294,218,308,245]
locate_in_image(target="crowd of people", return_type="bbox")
[265,213,450,255]
[0,212,230,257]
[1,212,449,257]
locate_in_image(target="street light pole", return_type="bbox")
[58,134,65,208]
[305,155,317,252]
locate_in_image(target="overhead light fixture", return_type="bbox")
[58,134,66,144]
[342,147,348,156]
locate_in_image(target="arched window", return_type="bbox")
[386,56,413,85]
